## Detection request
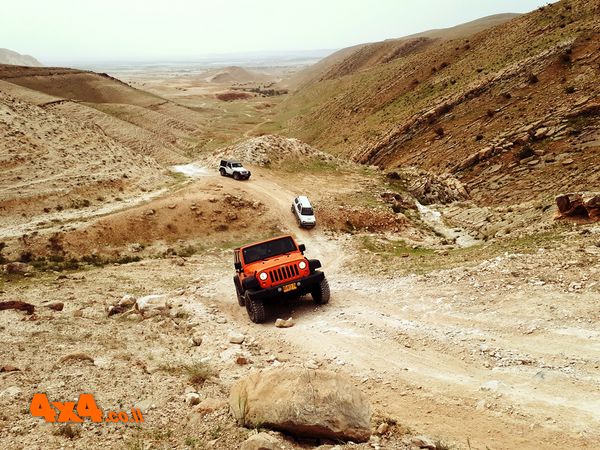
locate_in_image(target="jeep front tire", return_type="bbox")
[245,291,266,323]
[312,277,330,305]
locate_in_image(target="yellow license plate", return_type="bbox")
[283,283,297,293]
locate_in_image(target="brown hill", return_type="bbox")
[0,48,42,67]
[0,64,224,235]
[276,0,600,207]
[284,14,519,90]
[199,66,272,84]
[0,65,216,164]
[0,80,166,233]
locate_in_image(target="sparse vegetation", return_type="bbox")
[185,362,216,385]
[52,424,81,439]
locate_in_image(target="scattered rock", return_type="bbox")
[190,333,203,347]
[240,432,283,450]
[0,300,35,315]
[376,422,389,435]
[236,355,250,365]
[230,368,372,442]
[135,294,170,316]
[185,393,201,406]
[45,302,64,311]
[304,360,319,370]
[275,317,294,328]
[108,305,129,316]
[0,386,22,400]
[480,380,503,392]
[194,398,227,416]
[0,365,20,373]
[119,294,136,307]
[229,331,246,344]
[411,435,437,449]
[2,262,32,275]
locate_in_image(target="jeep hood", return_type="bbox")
[244,253,304,274]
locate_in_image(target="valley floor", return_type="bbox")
[2,170,599,449]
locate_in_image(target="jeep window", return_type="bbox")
[232,163,242,168]
[301,207,314,215]
[242,236,297,264]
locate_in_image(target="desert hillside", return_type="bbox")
[0,48,42,67]
[276,0,600,206]
[283,13,519,90]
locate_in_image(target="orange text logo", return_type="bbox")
[30,393,144,423]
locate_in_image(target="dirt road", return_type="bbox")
[190,169,600,449]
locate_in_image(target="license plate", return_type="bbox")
[283,283,297,293]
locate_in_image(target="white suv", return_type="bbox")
[219,159,251,180]
[291,196,316,228]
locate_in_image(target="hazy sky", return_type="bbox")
[1,0,549,64]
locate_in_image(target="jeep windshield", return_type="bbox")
[301,207,314,215]
[231,163,242,168]
[242,237,297,264]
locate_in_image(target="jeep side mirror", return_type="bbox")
[234,262,242,271]
[298,244,306,253]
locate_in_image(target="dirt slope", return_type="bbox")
[0,82,167,233]
[0,64,215,163]
[276,0,600,207]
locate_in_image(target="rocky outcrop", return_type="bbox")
[385,167,469,205]
[556,193,600,221]
[229,368,372,442]
[208,135,340,167]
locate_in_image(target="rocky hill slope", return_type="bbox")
[0,48,42,67]
[0,65,222,235]
[277,0,600,207]
[283,13,519,90]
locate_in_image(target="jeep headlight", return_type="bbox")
[298,261,307,270]
[259,272,268,281]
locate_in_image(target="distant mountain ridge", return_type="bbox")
[0,48,42,67]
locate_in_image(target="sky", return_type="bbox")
[1,0,550,64]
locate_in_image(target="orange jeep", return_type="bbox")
[233,235,330,323]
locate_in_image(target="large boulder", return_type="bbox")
[229,368,372,442]
[556,193,600,221]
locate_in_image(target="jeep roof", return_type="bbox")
[220,159,242,165]
[296,196,312,208]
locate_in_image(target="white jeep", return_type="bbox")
[219,159,251,180]
[291,196,316,228]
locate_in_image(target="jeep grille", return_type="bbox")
[268,263,299,284]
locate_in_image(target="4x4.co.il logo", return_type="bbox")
[30,393,144,423]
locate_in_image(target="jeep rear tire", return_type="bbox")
[219,168,226,176]
[245,291,266,323]
[234,277,245,306]
[312,277,330,305]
